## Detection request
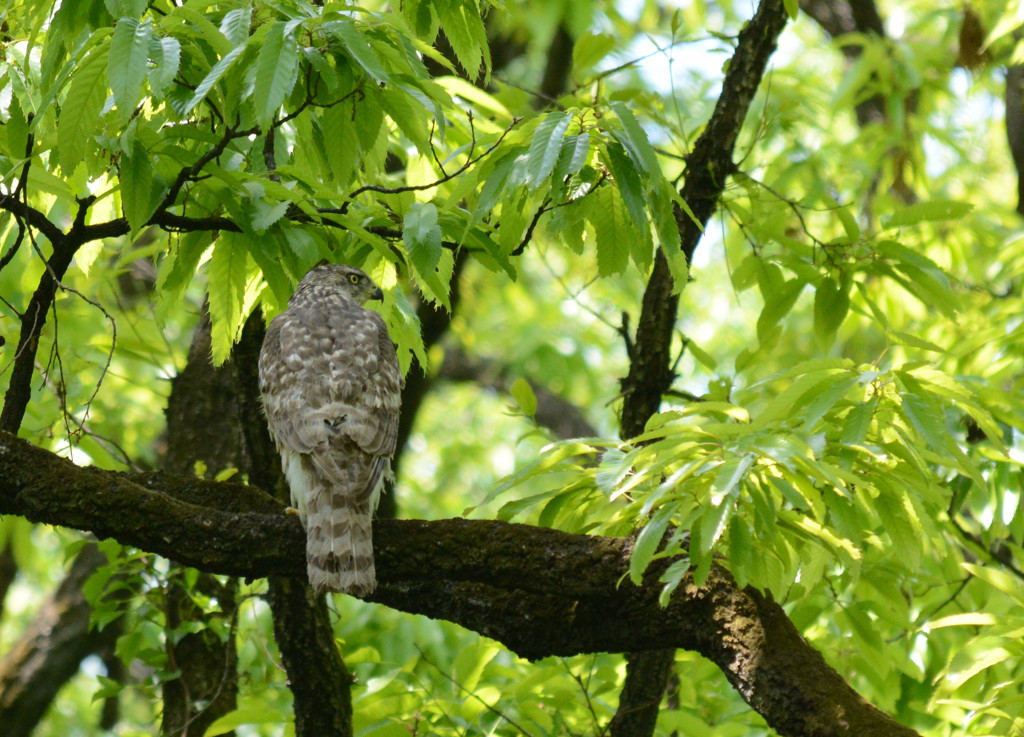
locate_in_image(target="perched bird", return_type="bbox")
[258,263,402,595]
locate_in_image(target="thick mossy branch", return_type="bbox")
[0,432,919,737]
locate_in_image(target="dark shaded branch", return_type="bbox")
[0,233,78,433]
[608,650,677,737]
[620,0,788,438]
[1006,64,1024,218]
[438,346,598,439]
[266,578,353,736]
[162,308,240,737]
[0,542,15,623]
[799,0,887,127]
[537,24,574,107]
[0,431,920,737]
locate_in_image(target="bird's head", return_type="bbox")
[294,263,384,305]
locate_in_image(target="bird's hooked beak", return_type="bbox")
[371,286,384,301]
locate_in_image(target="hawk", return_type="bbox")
[258,263,402,596]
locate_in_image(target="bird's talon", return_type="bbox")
[285,506,300,517]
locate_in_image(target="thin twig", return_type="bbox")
[415,646,537,737]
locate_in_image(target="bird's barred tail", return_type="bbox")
[305,482,375,596]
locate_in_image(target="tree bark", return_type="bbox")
[266,577,354,737]
[0,432,921,737]
[161,308,240,737]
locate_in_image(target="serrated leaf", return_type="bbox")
[330,19,389,84]
[183,44,247,116]
[526,111,572,189]
[610,101,659,178]
[697,500,733,556]
[888,330,945,353]
[248,230,295,306]
[248,198,291,233]
[549,132,590,200]
[603,138,647,228]
[219,7,252,47]
[435,0,489,81]
[107,17,149,117]
[801,371,859,430]
[254,21,300,129]
[120,140,159,235]
[404,201,443,274]
[757,277,804,344]
[108,17,151,117]
[841,394,878,446]
[319,104,359,186]
[381,86,430,155]
[58,44,110,174]
[148,35,181,98]
[208,234,250,366]
[592,186,630,276]
[509,377,537,417]
[352,88,384,152]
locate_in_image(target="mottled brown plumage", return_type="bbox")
[258,264,402,595]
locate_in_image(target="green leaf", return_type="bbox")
[404,201,443,275]
[526,111,573,189]
[841,394,878,446]
[630,507,671,584]
[120,140,160,236]
[813,276,849,344]
[219,7,252,47]
[610,101,659,178]
[148,35,181,98]
[728,516,752,588]
[183,44,247,116]
[254,21,300,129]
[330,19,389,84]
[58,43,110,174]
[549,132,590,199]
[247,198,291,234]
[108,17,152,117]
[882,199,974,229]
[603,138,647,229]
[381,86,431,155]
[572,32,616,76]
[800,371,859,430]
[434,0,489,81]
[592,186,630,277]
[318,107,358,186]
[509,377,537,417]
[208,233,251,366]
[757,276,804,344]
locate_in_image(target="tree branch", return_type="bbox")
[619,0,789,438]
[614,1,790,727]
[0,431,920,737]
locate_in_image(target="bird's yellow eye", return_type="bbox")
[349,274,360,285]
